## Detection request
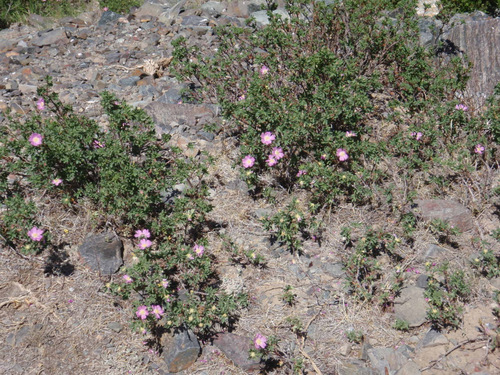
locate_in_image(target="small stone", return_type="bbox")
[181,15,209,26]
[213,332,262,371]
[118,76,141,87]
[394,286,428,327]
[367,347,407,374]
[32,28,68,47]
[134,1,168,18]
[322,262,345,278]
[416,274,428,289]
[201,1,226,17]
[161,328,200,373]
[395,361,422,375]
[423,244,447,260]
[107,321,123,333]
[5,81,19,90]
[338,360,376,375]
[98,11,123,27]
[339,342,352,356]
[78,232,123,275]
[419,328,449,348]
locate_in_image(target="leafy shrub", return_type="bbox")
[172,0,497,215]
[0,0,143,28]
[0,77,247,337]
[341,223,404,304]
[439,0,500,17]
[0,0,91,27]
[470,243,500,279]
[393,318,410,331]
[99,0,143,14]
[425,262,471,328]
[261,198,316,253]
[346,329,364,344]
[282,285,297,306]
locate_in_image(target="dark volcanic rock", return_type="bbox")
[78,232,123,275]
[161,328,200,373]
[213,332,262,371]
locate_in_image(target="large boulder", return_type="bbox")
[440,13,500,109]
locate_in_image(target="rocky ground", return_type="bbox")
[1,1,500,374]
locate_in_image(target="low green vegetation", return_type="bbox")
[1,0,499,363]
[1,77,248,337]
[0,0,143,28]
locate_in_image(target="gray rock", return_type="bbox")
[396,345,414,358]
[394,286,428,327]
[107,321,123,333]
[251,8,290,27]
[395,361,421,375]
[5,81,18,90]
[250,10,271,26]
[196,130,215,141]
[213,332,262,371]
[181,15,209,26]
[216,15,243,27]
[416,274,428,289]
[118,76,141,87]
[78,232,123,275]
[338,360,375,375]
[0,37,18,53]
[144,102,217,136]
[161,328,200,373]
[360,342,373,361]
[27,14,54,29]
[32,28,68,47]
[423,244,447,259]
[188,26,213,37]
[139,84,158,98]
[254,208,271,218]
[440,15,500,109]
[158,87,184,104]
[413,199,474,232]
[418,17,442,48]
[201,1,226,17]
[367,347,408,374]
[321,262,345,278]
[158,0,188,26]
[225,0,266,18]
[339,342,352,356]
[418,328,449,348]
[98,11,123,27]
[134,1,170,18]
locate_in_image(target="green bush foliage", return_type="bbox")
[439,0,500,17]
[0,0,143,28]
[0,77,247,337]
[425,262,471,328]
[172,0,498,214]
